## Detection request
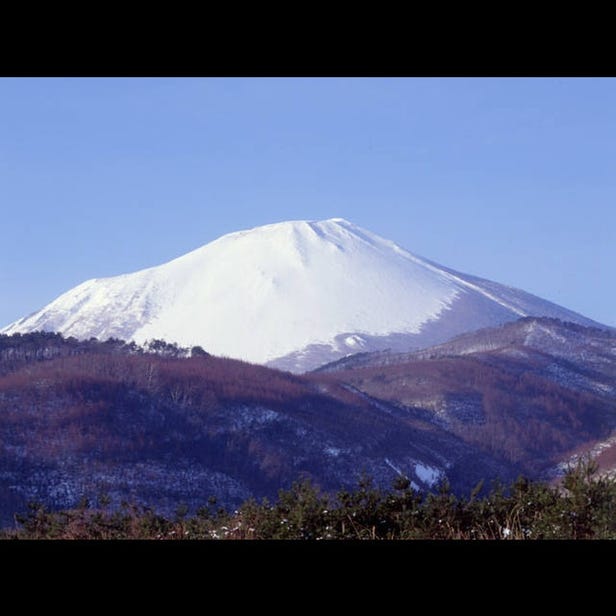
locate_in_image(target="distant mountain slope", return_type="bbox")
[1,219,603,372]
[317,317,616,384]
[316,318,616,477]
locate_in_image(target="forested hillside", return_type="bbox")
[2,320,615,531]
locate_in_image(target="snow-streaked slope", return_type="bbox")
[1,218,603,371]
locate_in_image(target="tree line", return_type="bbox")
[3,458,614,540]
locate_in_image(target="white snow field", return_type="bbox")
[1,218,601,371]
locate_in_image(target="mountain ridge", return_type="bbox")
[2,218,604,372]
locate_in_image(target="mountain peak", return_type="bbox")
[227,217,362,240]
[1,219,602,372]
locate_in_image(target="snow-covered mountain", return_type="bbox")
[1,218,604,372]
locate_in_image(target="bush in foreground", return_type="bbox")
[2,458,615,540]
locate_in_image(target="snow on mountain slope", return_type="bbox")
[1,218,603,371]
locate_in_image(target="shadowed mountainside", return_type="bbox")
[315,318,616,477]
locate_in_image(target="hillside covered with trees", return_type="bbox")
[1,323,615,533]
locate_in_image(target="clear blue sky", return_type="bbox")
[1,77,615,328]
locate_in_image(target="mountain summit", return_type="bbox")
[1,218,602,371]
